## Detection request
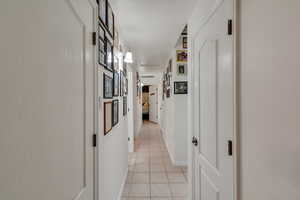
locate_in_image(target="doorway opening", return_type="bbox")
[142,85,150,121]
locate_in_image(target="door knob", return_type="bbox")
[192,137,198,146]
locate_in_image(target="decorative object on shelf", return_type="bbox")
[176,50,187,62]
[106,38,114,71]
[183,37,187,49]
[123,96,127,116]
[174,81,188,94]
[177,63,187,76]
[103,73,113,98]
[98,0,107,26]
[107,2,114,39]
[104,101,112,135]
[113,71,119,96]
[112,99,119,126]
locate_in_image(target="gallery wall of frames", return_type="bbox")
[97,0,129,136]
[162,33,188,101]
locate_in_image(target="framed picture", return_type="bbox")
[123,96,127,116]
[104,101,112,135]
[177,63,187,75]
[176,50,187,62]
[174,81,188,94]
[103,73,113,98]
[98,48,106,66]
[106,38,114,71]
[98,23,106,41]
[112,99,119,126]
[107,2,114,39]
[113,71,119,96]
[98,0,106,26]
[183,37,187,49]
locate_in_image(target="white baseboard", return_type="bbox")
[117,168,128,200]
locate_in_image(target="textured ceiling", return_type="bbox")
[110,0,196,70]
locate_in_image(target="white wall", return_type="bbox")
[160,38,188,165]
[239,0,300,199]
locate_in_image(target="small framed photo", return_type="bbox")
[98,0,106,26]
[107,2,115,39]
[174,81,188,94]
[106,39,114,72]
[182,37,187,49]
[104,101,112,135]
[176,50,187,62]
[103,73,113,98]
[123,96,127,116]
[177,63,187,75]
[112,99,119,126]
[113,71,119,96]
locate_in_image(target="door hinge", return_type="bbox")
[92,32,97,46]
[128,137,130,141]
[227,19,233,35]
[228,140,233,156]
[93,134,97,147]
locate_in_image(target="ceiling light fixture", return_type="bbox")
[124,51,133,63]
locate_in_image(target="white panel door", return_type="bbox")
[149,86,158,123]
[0,0,96,199]
[191,0,234,200]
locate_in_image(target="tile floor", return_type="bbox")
[122,122,188,200]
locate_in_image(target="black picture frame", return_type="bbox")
[103,73,113,98]
[113,71,119,96]
[106,2,115,39]
[105,38,114,72]
[98,23,107,67]
[98,0,107,26]
[174,81,188,94]
[123,96,127,116]
[112,99,119,126]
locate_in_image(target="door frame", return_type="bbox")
[187,0,239,199]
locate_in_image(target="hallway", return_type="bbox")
[122,122,188,200]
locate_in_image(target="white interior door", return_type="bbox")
[149,85,158,123]
[128,71,134,152]
[191,0,234,199]
[0,0,96,199]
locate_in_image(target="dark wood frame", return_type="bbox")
[106,1,115,39]
[104,101,112,135]
[112,99,119,126]
[113,71,119,96]
[174,81,188,94]
[103,73,113,99]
